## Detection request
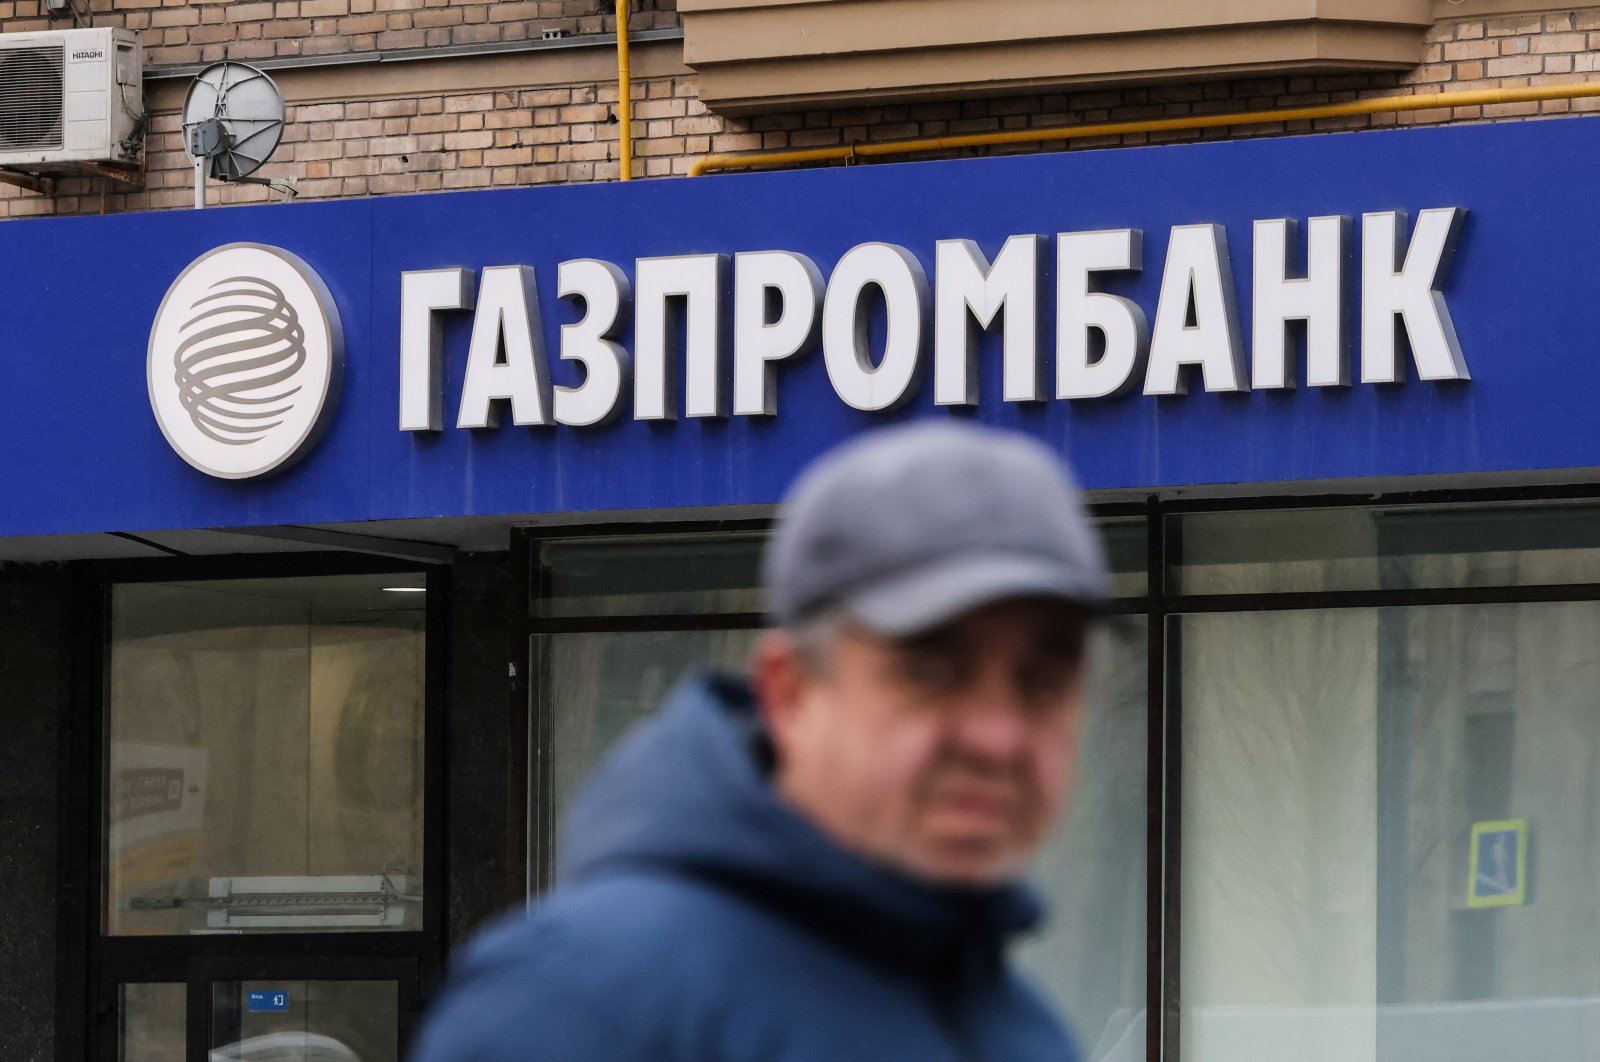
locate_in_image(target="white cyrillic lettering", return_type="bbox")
[456,265,551,429]
[399,268,473,431]
[934,235,1044,406]
[555,259,632,428]
[1057,229,1149,400]
[821,243,929,412]
[732,251,823,417]
[1361,208,1468,384]
[1145,224,1246,396]
[634,254,727,420]
[1252,216,1349,390]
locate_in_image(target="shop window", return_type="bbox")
[105,573,427,935]
[1099,515,1149,600]
[531,533,767,871]
[535,532,764,618]
[528,522,1148,1061]
[1015,620,1149,1062]
[1176,600,1600,1061]
[542,628,760,824]
[1170,500,1600,596]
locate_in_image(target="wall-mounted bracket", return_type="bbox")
[43,0,93,28]
[85,161,146,190]
[0,168,52,195]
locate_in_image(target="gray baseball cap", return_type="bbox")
[765,420,1109,636]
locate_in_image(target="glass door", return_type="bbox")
[91,561,444,1062]
[119,984,185,1061]
[192,957,419,1062]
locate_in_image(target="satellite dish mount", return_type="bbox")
[182,60,295,209]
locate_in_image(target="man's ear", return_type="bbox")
[751,629,808,755]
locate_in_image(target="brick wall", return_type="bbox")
[0,0,678,67]
[4,8,1599,219]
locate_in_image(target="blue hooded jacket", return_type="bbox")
[412,674,1081,1062]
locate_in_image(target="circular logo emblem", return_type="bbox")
[148,243,343,479]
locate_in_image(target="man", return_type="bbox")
[414,420,1107,1062]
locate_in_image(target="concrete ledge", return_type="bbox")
[681,0,1434,115]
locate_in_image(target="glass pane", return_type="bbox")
[1016,622,1148,1062]
[537,533,764,618]
[543,628,760,828]
[1098,516,1148,599]
[107,574,426,935]
[211,980,397,1062]
[540,620,1150,1061]
[120,983,184,1062]
[1171,500,1600,595]
[538,518,1138,616]
[1179,601,1600,1062]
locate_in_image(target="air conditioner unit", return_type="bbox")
[0,27,142,172]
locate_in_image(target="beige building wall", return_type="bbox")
[0,0,677,66]
[2,4,1599,218]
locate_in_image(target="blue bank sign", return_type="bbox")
[2,118,1598,537]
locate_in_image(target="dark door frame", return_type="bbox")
[62,552,450,1062]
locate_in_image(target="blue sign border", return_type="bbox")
[2,117,1597,538]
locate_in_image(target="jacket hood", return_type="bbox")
[556,673,1044,965]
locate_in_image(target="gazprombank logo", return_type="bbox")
[148,243,343,479]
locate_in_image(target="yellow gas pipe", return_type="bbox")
[690,82,1600,177]
[616,0,633,181]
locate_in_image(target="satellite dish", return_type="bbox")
[182,61,291,208]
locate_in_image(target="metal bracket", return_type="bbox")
[85,161,146,190]
[44,0,93,27]
[0,158,144,196]
[126,874,419,929]
[129,890,395,915]
[231,173,300,201]
[0,168,52,195]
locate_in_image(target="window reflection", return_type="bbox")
[106,574,426,935]
[210,980,397,1062]
[120,983,184,1062]
[532,524,1150,1062]
[1179,600,1600,1062]
[1172,500,1600,595]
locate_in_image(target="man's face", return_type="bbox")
[755,598,1089,887]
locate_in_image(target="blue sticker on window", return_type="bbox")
[246,990,290,1012]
